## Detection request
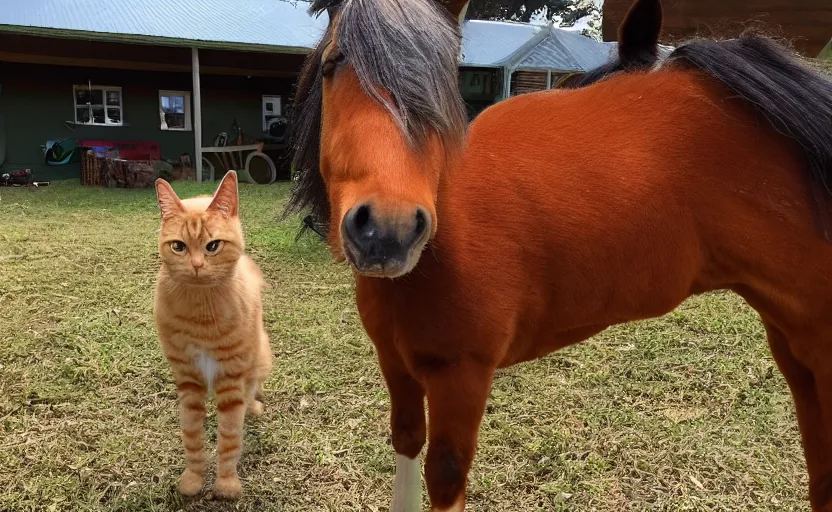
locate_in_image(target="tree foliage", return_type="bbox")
[468,0,565,22]
[466,0,603,40]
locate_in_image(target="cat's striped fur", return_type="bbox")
[153,171,272,499]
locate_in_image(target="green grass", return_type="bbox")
[0,181,808,511]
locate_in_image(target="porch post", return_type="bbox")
[546,70,552,89]
[192,47,203,182]
[502,67,513,100]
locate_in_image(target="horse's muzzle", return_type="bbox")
[341,202,431,278]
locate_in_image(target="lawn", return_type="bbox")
[0,180,808,511]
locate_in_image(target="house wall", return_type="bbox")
[0,61,294,180]
[510,70,549,96]
[458,67,503,120]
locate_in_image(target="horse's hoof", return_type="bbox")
[811,474,832,511]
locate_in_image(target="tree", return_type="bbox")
[467,0,603,41]
[467,0,567,22]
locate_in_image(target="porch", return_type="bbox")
[0,0,327,184]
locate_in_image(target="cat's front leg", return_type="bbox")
[213,374,247,498]
[174,372,208,496]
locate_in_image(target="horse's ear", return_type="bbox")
[617,0,663,68]
[439,0,470,24]
[308,0,338,23]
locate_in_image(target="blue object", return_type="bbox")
[45,139,78,166]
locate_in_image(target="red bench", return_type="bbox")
[78,140,161,160]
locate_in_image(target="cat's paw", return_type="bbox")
[213,475,242,499]
[178,469,204,496]
[247,399,264,417]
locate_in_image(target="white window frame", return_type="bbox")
[73,85,123,126]
[158,90,192,131]
[262,95,282,133]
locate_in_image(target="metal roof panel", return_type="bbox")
[0,0,329,51]
[515,28,615,72]
[461,20,543,67]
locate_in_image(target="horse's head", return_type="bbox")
[287,0,468,278]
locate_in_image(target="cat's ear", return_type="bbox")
[155,179,185,220]
[207,171,239,218]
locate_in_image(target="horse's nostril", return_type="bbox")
[345,204,376,245]
[354,204,371,232]
[414,208,428,238]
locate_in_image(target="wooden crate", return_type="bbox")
[103,158,155,188]
[81,150,102,186]
[83,151,195,187]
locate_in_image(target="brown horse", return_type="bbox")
[286,0,832,509]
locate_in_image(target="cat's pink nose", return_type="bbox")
[191,258,204,269]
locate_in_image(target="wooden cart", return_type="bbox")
[201,142,284,184]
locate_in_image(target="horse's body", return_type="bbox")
[288,0,832,509]
[367,68,830,370]
[356,68,832,509]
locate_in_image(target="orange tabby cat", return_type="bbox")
[153,171,272,499]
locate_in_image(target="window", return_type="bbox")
[262,95,282,133]
[74,85,123,126]
[159,90,192,131]
[458,71,496,99]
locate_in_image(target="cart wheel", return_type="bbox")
[244,151,276,185]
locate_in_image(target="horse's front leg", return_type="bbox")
[769,321,832,511]
[378,350,427,511]
[422,360,495,512]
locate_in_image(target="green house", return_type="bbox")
[0,0,328,182]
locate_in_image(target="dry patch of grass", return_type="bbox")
[0,181,807,511]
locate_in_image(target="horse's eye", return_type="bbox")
[322,50,345,77]
[205,240,222,254]
[170,241,187,254]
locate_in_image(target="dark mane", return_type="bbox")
[668,34,832,214]
[284,0,467,235]
[568,27,832,235]
[558,0,832,233]
[561,58,629,89]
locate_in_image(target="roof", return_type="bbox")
[0,0,329,53]
[515,30,615,72]
[461,19,617,73]
[0,3,621,70]
[461,20,546,67]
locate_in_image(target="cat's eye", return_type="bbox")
[205,240,223,254]
[170,241,187,254]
